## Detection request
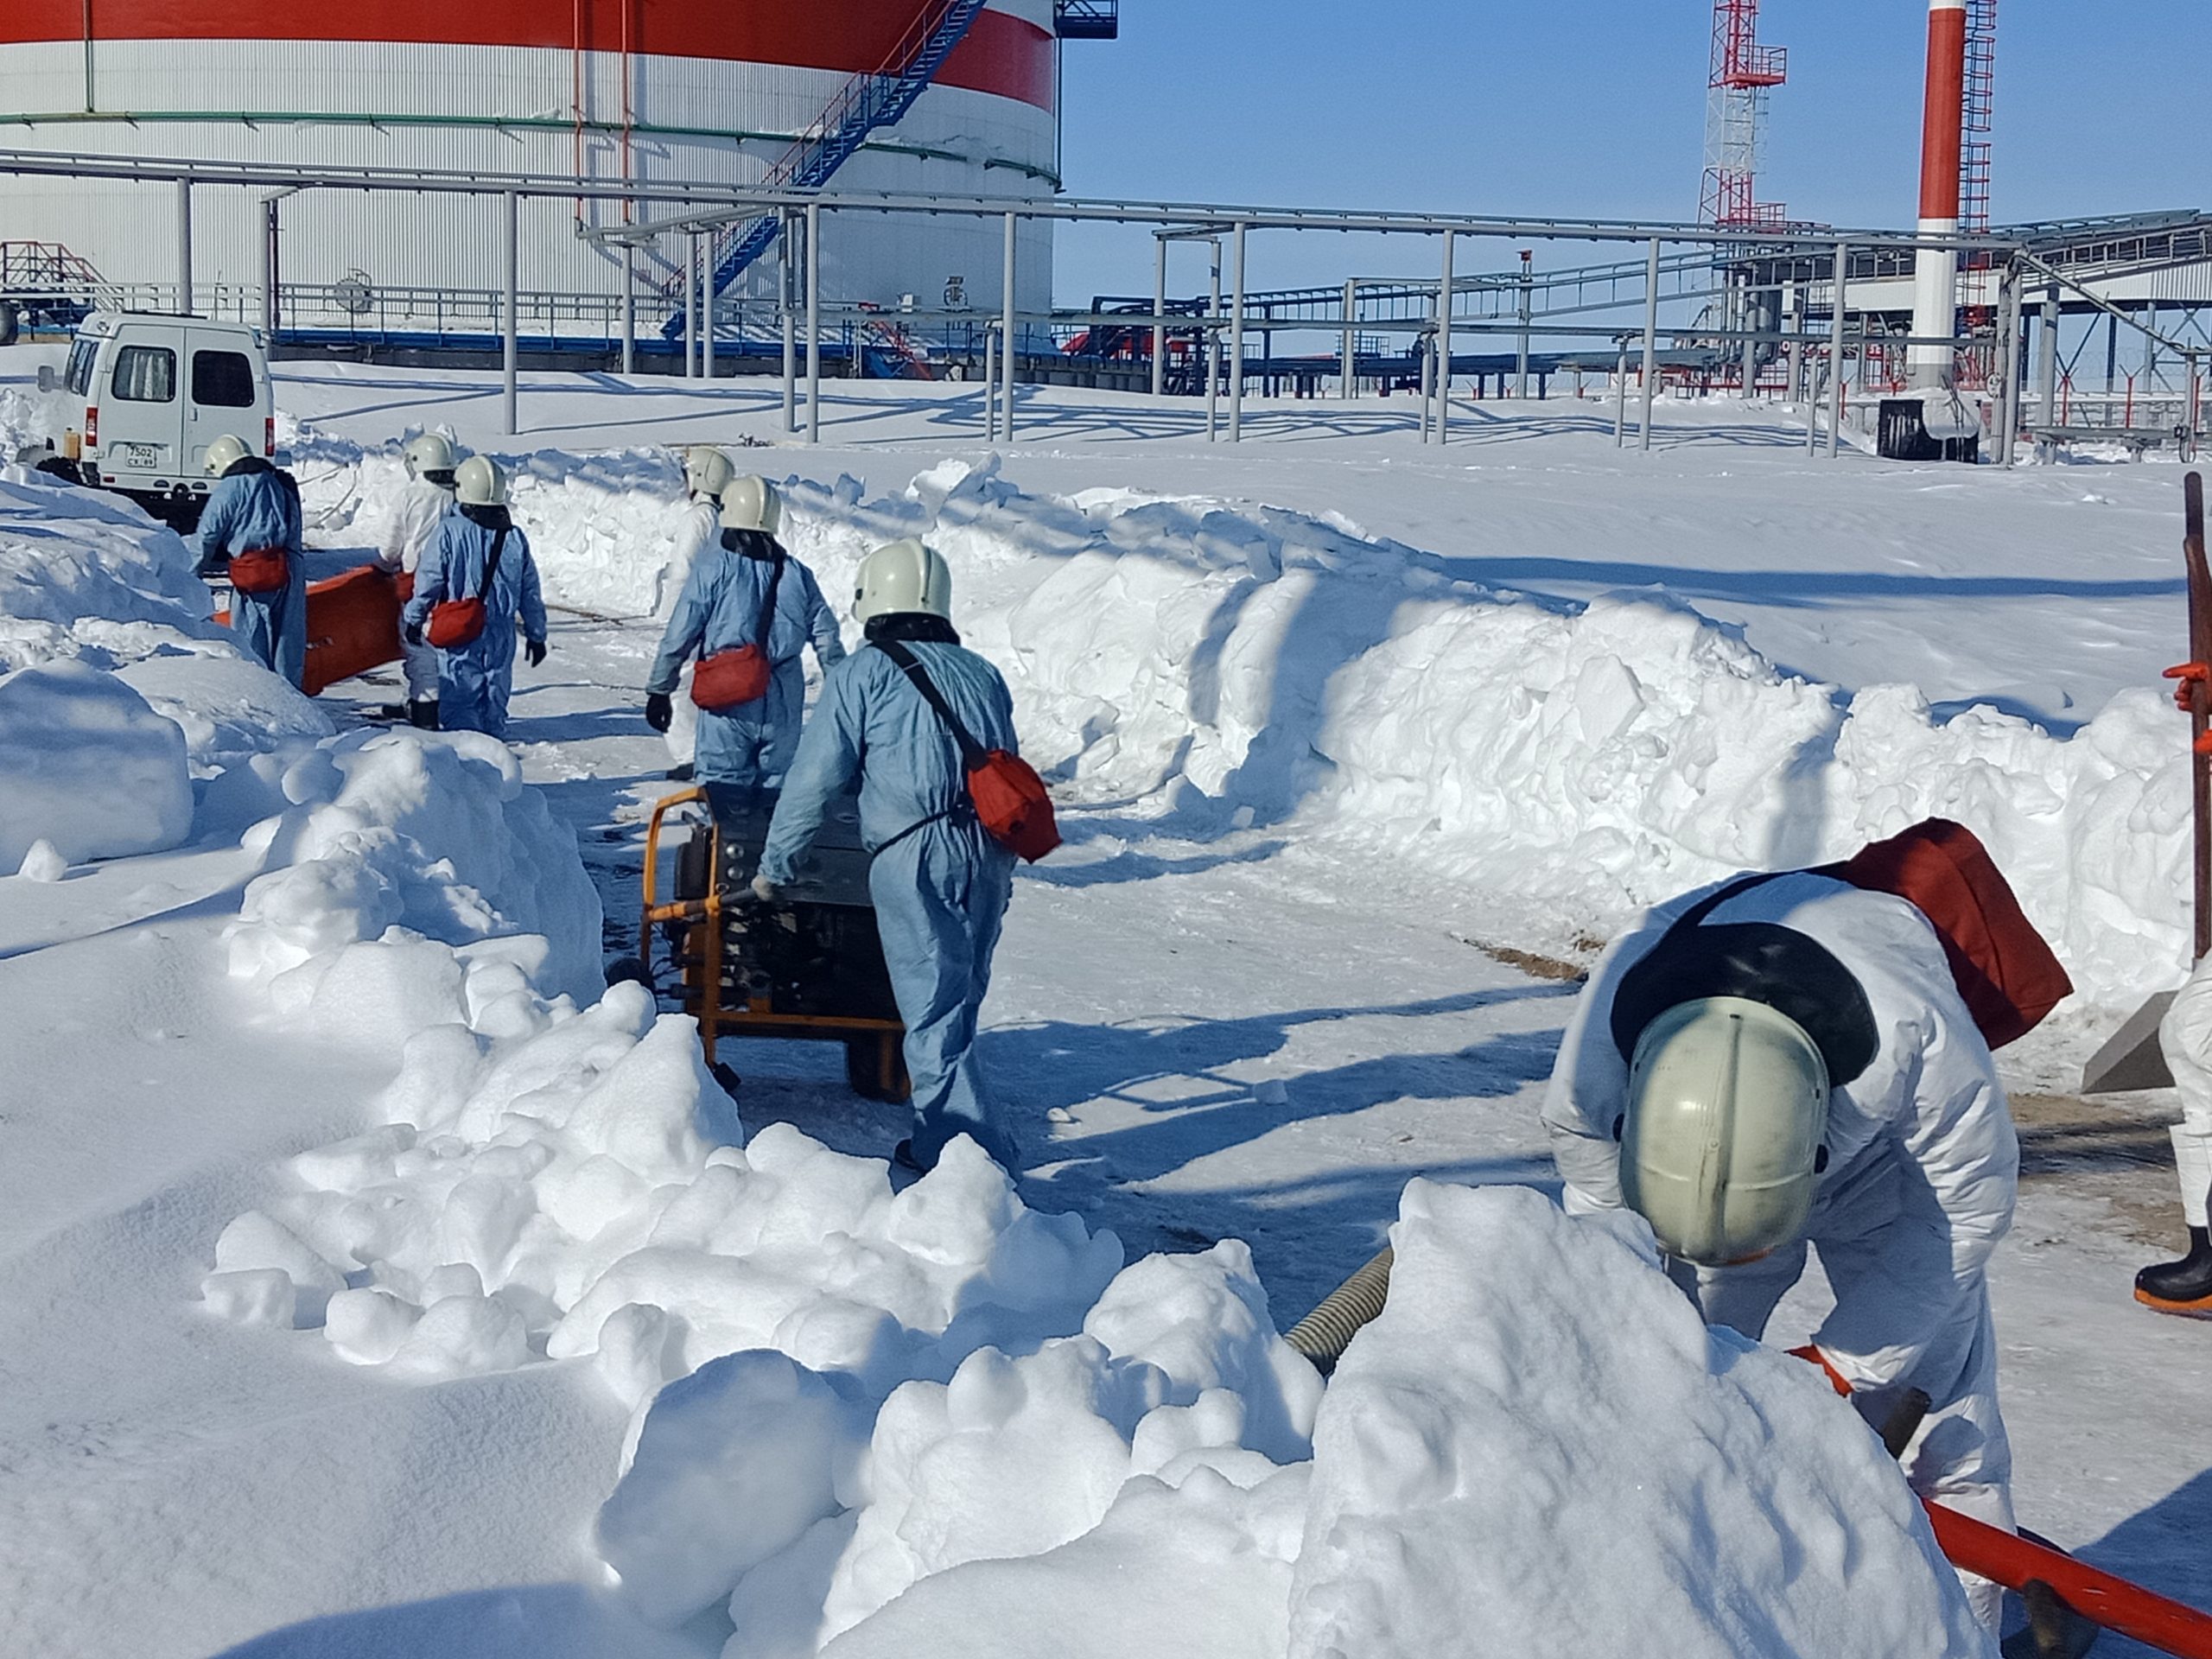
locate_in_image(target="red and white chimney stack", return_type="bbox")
[1910,0,1968,388]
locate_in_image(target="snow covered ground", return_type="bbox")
[2,352,2207,1658]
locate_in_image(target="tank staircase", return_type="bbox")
[663,0,988,337]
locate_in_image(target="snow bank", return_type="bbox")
[0,659,192,868]
[1287,1182,1991,1658]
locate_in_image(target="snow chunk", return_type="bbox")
[0,661,192,869]
[15,836,66,881]
[1285,1181,1993,1659]
[200,1268,298,1331]
[213,1210,346,1326]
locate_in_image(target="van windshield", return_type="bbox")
[64,337,98,397]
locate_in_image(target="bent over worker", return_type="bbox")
[401,455,546,739]
[643,476,844,800]
[1542,820,2072,1630]
[195,434,306,688]
[753,538,1019,1174]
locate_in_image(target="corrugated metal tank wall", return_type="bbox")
[0,0,1058,333]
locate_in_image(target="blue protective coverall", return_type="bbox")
[760,641,1020,1169]
[646,540,845,795]
[402,509,547,738]
[196,458,306,688]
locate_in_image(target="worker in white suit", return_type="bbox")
[660,445,739,780]
[377,432,462,728]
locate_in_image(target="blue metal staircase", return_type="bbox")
[664,0,988,335]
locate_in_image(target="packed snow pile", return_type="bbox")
[219,726,603,1014]
[0,659,192,869]
[1287,1183,1991,1658]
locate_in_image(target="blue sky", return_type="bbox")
[1050,0,2209,302]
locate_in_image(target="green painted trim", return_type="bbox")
[0,106,1063,186]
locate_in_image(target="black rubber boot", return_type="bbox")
[407,700,440,730]
[2136,1226,2212,1314]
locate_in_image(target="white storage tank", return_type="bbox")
[0,1,1062,340]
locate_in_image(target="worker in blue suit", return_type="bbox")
[401,455,547,739]
[195,433,306,688]
[753,538,1020,1174]
[643,477,845,802]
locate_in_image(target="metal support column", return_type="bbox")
[1001,212,1018,446]
[1205,239,1222,442]
[805,203,821,443]
[1992,262,2019,466]
[982,325,997,440]
[683,232,698,380]
[1419,333,1435,442]
[176,179,193,315]
[1826,241,1849,458]
[1613,345,1629,447]
[1150,233,1167,400]
[1516,253,1532,399]
[2037,286,2060,441]
[1436,232,1454,446]
[258,197,278,337]
[1637,237,1661,452]
[1228,222,1248,442]
[620,248,636,377]
[780,213,797,433]
[702,278,716,382]
[501,190,519,436]
[1785,289,1802,404]
[1340,278,1357,401]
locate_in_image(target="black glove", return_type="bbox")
[403,621,424,647]
[644,691,673,734]
[194,559,226,582]
[525,639,548,668]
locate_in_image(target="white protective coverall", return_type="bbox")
[2159,955,2212,1227]
[378,476,452,703]
[1543,871,2018,1620]
[657,497,721,770]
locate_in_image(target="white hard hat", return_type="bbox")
[404,432,460,481]
[1619,995,1830,1267]
[719,476,781,537]
[454,454,507,507]
[854,537,953,624]
[683,444,736,501]
[203,434,252,476]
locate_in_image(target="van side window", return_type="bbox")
[111,345,177,404]
[64,338,99,397]
[192,350,256,409]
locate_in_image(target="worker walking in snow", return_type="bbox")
[1542,819,2073,1630]
[658,445,742,781]
[753,538,1026,1174]
[402,455,547,740]
[643,476,844,802]
[376,432,462,729]
[194,433,306,688]
[2137,960,2212,1313]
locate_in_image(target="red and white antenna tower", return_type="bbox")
[1700,0,1788,228]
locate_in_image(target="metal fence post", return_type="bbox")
[1638,237,1661,451]
[805,203,821,444]
[1437,231,1454,447]
[1229,220,1247,442]
[502,190,519,436]
[1827,241,1849,458]
[1150,232,1167,400]
[1001,211,1018,445]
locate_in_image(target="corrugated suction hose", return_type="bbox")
[1282,1247,1394,1375]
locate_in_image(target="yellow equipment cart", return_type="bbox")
[628,784,911,1101]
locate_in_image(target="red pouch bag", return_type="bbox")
[879,639,1060,863]
[227,545,290,594]
[691,556,785,713]
[425,527,507,652]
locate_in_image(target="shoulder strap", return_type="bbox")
[1666,869,1791,938]
[477,527,510,601]
[876,639,986,769]
[755,554,786,653]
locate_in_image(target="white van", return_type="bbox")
[37,311,274,529]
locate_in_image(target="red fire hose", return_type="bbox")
[1922,1501,2212,1659]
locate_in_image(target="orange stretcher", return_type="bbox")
[213,563,405,696]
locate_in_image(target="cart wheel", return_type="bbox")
[607,956,653,990]
[846,1035,912,1103]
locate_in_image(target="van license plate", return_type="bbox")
[116,442,164,469]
